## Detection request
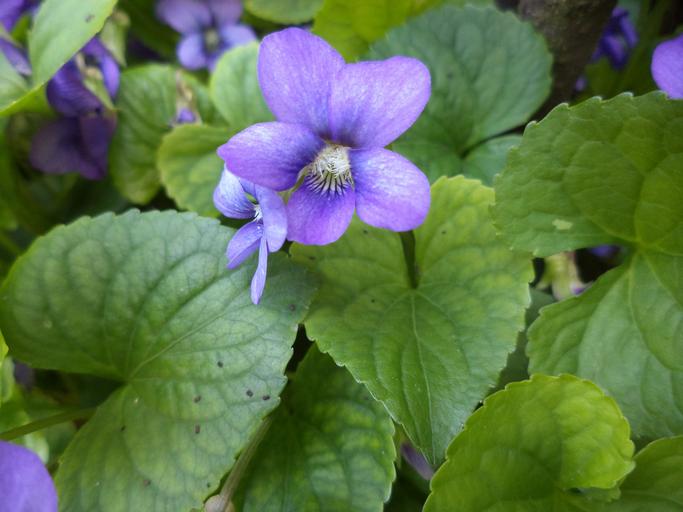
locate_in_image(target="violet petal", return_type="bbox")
[253,186,287,252]
[218,121,324,191]
[329,56,431,149]
[78,115,115,180]
[208,0,242,26]
[652,33,683,99]
[156,0,211,34]
[258,27,344,136]
[286,183,355,245]
[251,237,268,304]
[227,221,262,269]
[351,148,430,231]
[46,61,102,116]
[0,0,26,32]
[29,118,104,180]
[219,24,257,48]
[0,440,58,512]
[177,32,209,70]
[0,38,30,75]
[213,168,255,219]
[83,39,120,99]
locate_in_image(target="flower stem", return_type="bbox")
[0,407,96,441]
[400,231,418,288]
[205,416,273,512]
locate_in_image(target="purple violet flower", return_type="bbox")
[213,168,287,304]
[218,28,431,245]
[0,440,58,512]
[0,37,30,75]
[592,7,638,69]
[156,0,256,70]
[652,33,683,99]
[29,38,119,180]
[0,0,36,32]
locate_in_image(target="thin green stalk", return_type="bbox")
[400,230,418,288]
[205,416,273,512]
[0,407,96,441]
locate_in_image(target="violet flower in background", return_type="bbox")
[0,37,30,75]
[652,33,683,99]
[592,7,638,69]
[156,0,256,70]
[0,440,58,512]
[218,28,431,246]
[0,0,36,32]
[213,168,287,304]
[29,38,119,180]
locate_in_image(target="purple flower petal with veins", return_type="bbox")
[156,0,255,71]
[652,33,683,99]
[218,28,431,245]
[213,168,287,304]
[0,440,58,512]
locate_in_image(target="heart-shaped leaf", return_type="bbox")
[235,346,396,511]
[292,176,531,463]
[424,375,635,512]
[367,5,551,182]
[493,92,683,439]
[0,210,315,511]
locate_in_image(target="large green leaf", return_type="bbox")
[424,375,635,512]
[110,66,216,204]
[235,346,396,511]
[367,5,551,182]
[462,134,521,187]
[313,0,491,60]
[599,437,683,511]
[1,0,117,115]
[158,124,229,217]
[0,329,7,406]
[0,210,315,511]
[209,43,273,130]
[245,0,324,24]
[493,92,683,439]
[292,176,531,463]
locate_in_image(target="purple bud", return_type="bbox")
[401,442,434,480]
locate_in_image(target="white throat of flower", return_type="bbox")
[253,204,263,221]
[303,144,353,195]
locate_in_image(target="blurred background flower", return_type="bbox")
[156,0,255,70]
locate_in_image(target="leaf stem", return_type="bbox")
[400,231,418,288]
[0,407,96,441]
[205,416,273,512]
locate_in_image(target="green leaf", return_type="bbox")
[210,43,273,130]
[245,0,324,24]
[158,124,229,217]
[0,329,7,405]
[367,5,551,183]
[493,92,683,439]
[235,346,396,511]
[292,176,531,463]
[313,0,491,60]
[0,51,29,116]
[110,65,216,204]
[0,210,315,511]
[424,375,635,512]
[462,134,521,187]
[598,437,683,511]
[1,0,117,115]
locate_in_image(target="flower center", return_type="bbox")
[303,144,353,195]
[253,204,263,221]
[203,29,221,53]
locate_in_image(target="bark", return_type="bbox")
[518,0,617,112]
